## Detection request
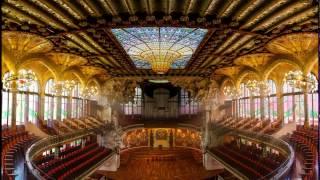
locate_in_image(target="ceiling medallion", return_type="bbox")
[111,27,208,74]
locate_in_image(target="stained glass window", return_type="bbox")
[308,73,318,126]
[283,81,303,124]
[27,81,39,124]
[239,83,250,118]
[254,97,260,118]
[61,89,68,121]
[111,27,208,69]
[2,72,13,127]
[44,79,57,122]
[266,80,277,122]
[72,83,82,118]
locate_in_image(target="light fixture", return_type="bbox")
[53,80,77,95]
[246,80,270,95]
[284,70,317,92]
[246,80,259,93]
[3,69,36,90]
[223,86,239,98]
[81,86,98,98]
[111,27,208,74]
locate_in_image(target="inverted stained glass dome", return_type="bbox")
[111,27,208,74]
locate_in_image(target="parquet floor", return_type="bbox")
[95,147,223,180]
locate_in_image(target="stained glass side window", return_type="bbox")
[283,82,294,124]
[266,80,277,122]
[44,79,56,121]
[2,88,12,127]
[27,80,39,124]
[72,83,81,118]
[61,97,68,120]
[254,97,260,118]
[16,93,26,125]
[308,73,318,126]
[283,81,304,124]
[239,83,250,118]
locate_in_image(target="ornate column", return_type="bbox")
[303,88,309,128]
[39,90,45,126]
[260,88,266,120]
[234,98,239,120]
[277,90,283,126]
[250,93,255,118]
[55,84,63,121]
[11,82,18,127]
[67,94,72,119]
[25,92,29,124]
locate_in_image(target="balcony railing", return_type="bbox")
[26,125,114,180]
[207,122,295,180]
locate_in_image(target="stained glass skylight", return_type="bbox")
[111,27,208,73]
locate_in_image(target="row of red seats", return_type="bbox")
[46,146,102,178]
[221,145,273,175]
[290,127,318,180]
[58,149,110,179]
[211,147,263,179]
[37,143,98,172]
[2,127,38,180]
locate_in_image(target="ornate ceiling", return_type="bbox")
[2,0,318,80]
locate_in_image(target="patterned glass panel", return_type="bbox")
[111,27,207,69]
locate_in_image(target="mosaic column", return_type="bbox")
[250,93,255,118]
[260,89,266,120]
[11,82,17,127]
[55,84,62,121]
[303,89,309,128]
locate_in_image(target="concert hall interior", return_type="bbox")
[1,0,319,180]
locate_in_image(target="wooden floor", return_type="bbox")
[95,147,223,180]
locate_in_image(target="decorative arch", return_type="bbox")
[235,70,261,88]
[61,67,86,87]
[86,77,102,94]
[220,77,235,92]
[263,59,302,81]
[18,58,60,80]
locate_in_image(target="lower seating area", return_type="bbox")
[210,140,286,179]
[1,126,38,180]
[34,141,111,179]
[94,147,223,180]
[290,125,318,180]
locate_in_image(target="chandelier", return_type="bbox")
[53,80,77,95]
[3,69,36,90]
[246,80,259,93]
[111,27,208,74]
[223,86,239,98]
[246,80,270,95]
[81,86,98,98]
[284,70,317,92]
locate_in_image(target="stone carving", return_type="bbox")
[101,78,143,104]
[169,77,218,102]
